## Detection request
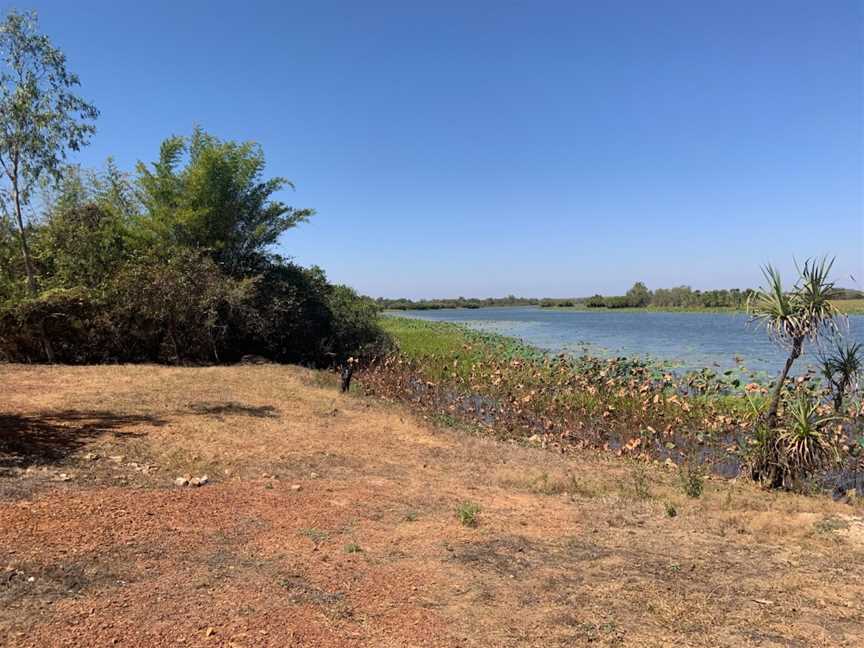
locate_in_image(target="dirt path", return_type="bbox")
[1,364,862,647]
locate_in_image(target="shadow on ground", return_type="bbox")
[0,410,163,471]
[187,401,279,419]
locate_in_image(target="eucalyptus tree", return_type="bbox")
[747,258,839,429]
[0,10,98,297]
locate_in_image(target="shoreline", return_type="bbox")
[541,300,864,315]
[384,299,864,316]
[369,316,863,496]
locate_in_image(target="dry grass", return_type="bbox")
[0,363,862,647]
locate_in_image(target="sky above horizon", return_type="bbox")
[22,0,864,298]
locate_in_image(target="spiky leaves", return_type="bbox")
[747,257,839,430]
[776,396,838,488]
[821,340,862,412]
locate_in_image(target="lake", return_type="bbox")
[390,307,864,377]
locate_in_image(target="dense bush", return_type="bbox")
[0,129,390,366]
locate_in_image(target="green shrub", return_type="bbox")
[456,501,481,527]
[620,464,651,500]
[678,461,705,498]
[0,129,391,366]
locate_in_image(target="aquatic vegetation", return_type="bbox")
[366,318,752,457]
[362,317,863,494]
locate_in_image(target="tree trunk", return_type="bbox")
[833,377,847,413]
[11,182,37,295]
[765,337,802,429]
[10,179,55,363]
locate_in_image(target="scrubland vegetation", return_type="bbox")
[0,130,388,364]
[0,12,386,366]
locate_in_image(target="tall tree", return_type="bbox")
[626,281,652,307]
[136,128,313,276]
[0,10,98,297]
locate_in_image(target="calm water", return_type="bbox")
[392,307,864,376]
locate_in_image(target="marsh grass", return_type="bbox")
[542,299,864,315]
[833,298,864,315]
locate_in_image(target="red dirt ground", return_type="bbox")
[1,364,863,647]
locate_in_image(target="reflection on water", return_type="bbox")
[390,307,864,375]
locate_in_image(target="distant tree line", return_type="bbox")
[378,296,540,310]
[570,283,863,310]
[572,283,754,309]
[381,283,863,312]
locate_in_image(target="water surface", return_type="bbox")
[391,307,864,376]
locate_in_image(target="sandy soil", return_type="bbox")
[1,364,862,647]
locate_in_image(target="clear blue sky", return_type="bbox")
[24,0,864,298]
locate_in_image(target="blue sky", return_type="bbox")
[23,0,864,298]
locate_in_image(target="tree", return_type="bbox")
[135,128,313,275]
[0,10,98,360]
[0,11,98,291]
[585,294,605,308]
[625,282,651,307]
[747,258,840,488]
[748,258,839,429]
[35,203,127,291]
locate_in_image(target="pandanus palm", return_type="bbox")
[776,395,838,487]
[747,257,839,429]
[821,340,862,413]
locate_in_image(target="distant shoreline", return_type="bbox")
[385,299,864,316]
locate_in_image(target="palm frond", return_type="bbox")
[747,264,797,345]
[748,258,840,348]
[776,395,837,480]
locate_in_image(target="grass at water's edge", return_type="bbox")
[369,316,863,494]
[835,298,864,314]
[380,316,762,400]
[375,315,761,443]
